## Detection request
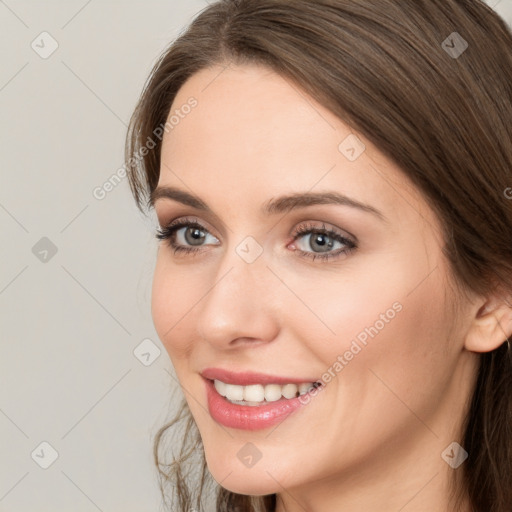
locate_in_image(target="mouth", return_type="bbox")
[211,378,322,406]
[201,368,324,430]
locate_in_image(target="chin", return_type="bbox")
[205,450,286,496]
[212,475,281,497]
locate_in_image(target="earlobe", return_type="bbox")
[464,297,512,353]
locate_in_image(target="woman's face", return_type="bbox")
[151,63,478,503]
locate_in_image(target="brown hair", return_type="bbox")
[125,1,512,510]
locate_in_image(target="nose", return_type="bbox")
[196,248,280,349]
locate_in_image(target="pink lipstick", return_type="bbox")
[202,368,324,430]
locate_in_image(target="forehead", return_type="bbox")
[165,63,344,162]
[158,63,432,229]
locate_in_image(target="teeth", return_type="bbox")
[244,384,265,402]
[282,383,299,399]
[264,384,283,402]
[225,383,244,401]
[213,379,227,397]
[298,383,313,395]
[213,379,317,404]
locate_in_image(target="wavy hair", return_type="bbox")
[125,1,512,510]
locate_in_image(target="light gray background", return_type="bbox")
[1,1,511,511]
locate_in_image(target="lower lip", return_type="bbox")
[204,378,321,430]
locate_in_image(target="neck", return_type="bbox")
[274,382,475,512]
[274,445,472,512]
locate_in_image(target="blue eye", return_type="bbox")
[290,222,356,262]
[155,218,357,262]
[156,218,219,256]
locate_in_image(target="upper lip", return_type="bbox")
[201,367,317,386]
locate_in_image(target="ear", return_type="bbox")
[464,291,512,353]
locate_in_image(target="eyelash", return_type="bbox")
[155,217,357,262]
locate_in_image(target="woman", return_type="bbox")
[125,1,512,510]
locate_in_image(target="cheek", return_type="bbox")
[151,255,197,360]
[323,269,452,438]
[277,260,411,362]
[289,254,452,408]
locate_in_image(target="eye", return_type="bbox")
[155,218,357,262]
[155,217,219,256]
[289,222,357,262]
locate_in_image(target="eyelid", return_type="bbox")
[159,215,219,237]
[157,217,221,245]
[156,216,357,264]
[156,209,227,239]
[292,220,357,243]
[158,214,355,239]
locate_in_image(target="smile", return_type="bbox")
[203,374,324,430]
[213,379,320,406]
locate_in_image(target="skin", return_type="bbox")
[151,63,512,512]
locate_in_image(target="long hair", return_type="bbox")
[125,1,512,510]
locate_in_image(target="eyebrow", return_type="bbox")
[150,186,387,222]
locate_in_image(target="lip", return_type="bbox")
[203,375,323,431]
[201,367,319,386]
